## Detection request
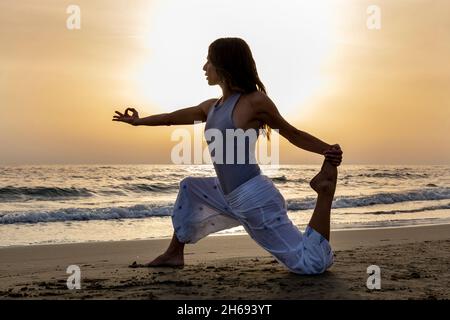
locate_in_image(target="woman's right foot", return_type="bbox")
[310,161,338,196]
[129,252,184,268]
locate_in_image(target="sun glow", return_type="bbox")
[133,0,336,117]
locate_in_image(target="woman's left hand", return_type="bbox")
[324,144,343,166]
[112,107,140,126]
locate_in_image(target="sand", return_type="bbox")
[0,224,449,300]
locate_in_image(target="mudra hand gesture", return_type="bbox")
[112,108,140,126]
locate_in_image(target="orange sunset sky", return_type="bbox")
[0,0,449,165]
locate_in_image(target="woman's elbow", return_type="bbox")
[163,113,174,126]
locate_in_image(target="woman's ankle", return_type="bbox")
[165,246,184,257]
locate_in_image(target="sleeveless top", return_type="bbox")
[204,92,261,195]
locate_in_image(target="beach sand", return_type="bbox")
[0,224,449,300]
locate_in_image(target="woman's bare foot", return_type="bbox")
[310,161,338,196]
[129,252,184,268]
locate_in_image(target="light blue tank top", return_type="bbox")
[204,92,261,195]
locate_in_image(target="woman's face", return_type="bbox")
[203,56,221,86]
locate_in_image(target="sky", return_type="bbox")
[0,0,449,165]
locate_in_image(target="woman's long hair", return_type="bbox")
[208,37,271,140]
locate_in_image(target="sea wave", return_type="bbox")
[1,188,449,224]
[270,176,309,184]
[0,182,180,202]
[360,203,450,215]
[120,183,178,193]
[0,186,94,201]
[0,204,173,224]
[286,187,450,211]
[343,172,429,179]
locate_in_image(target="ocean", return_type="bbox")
[0,164,449,247]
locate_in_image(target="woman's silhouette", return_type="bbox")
[113,38,343,274]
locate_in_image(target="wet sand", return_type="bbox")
[0,224,449,299]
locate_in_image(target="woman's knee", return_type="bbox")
[302,253,333,275]
[284,249,333,275]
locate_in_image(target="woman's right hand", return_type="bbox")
[112,108,140,126]
[324,144,343,166]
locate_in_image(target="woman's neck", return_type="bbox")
[220,86,236,103]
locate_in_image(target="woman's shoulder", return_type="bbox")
[246,90,269,103]
[246,91,274,110]
[198,97,220,117]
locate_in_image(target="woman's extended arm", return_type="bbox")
[252,92,343,165]
[112,98,217,126]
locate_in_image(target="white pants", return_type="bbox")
[171,174,334,274]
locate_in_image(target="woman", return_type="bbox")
[112,37,343,275]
